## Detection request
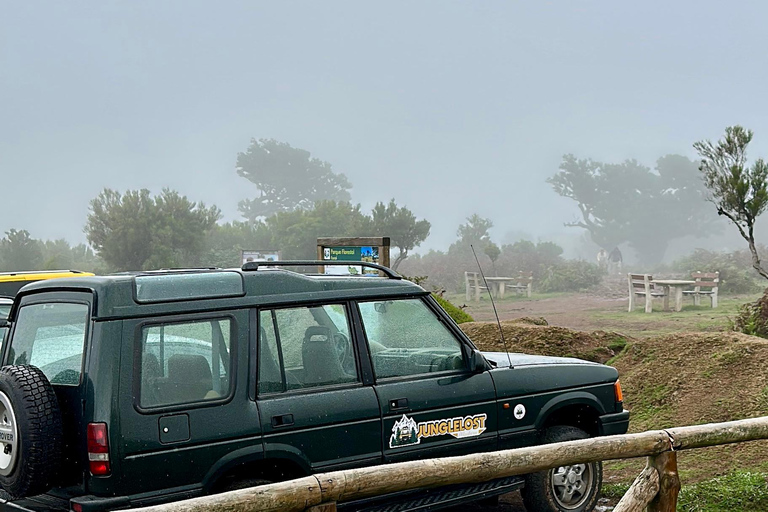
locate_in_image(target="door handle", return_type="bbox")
[271,414,294,428]
[389,398,409,411]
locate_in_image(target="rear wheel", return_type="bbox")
[522,426,601,512]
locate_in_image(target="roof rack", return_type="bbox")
[241,260,402,280]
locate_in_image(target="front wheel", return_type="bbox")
[522,426,602,512]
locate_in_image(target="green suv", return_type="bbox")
[0,262,628,512]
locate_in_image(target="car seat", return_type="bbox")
[301,326,351,387]
[167,354,215,403]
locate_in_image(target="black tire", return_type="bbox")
[0,365,63,499]
[522,426,602,512]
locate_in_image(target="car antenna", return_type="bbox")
[471,244,513,368]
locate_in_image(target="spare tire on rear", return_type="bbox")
[0,365,63,498]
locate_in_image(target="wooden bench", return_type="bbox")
[464,272,488,302]
[628,273,666,313]
[508,271,533,298]
[682,271,719,308]
[465,271,533,301]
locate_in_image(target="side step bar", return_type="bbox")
[338,475,525,512]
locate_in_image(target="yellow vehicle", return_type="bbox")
[0,270,95,299]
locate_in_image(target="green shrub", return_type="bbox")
[539,260,605,292]
[432,293,474,324]
[672,248,762,294]
[733,290,768,338]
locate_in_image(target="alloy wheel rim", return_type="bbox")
[550,463,593,509]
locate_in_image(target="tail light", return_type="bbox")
[87,423,111,476]
[614,380,624,403]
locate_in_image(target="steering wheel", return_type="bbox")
[333,332,354,374]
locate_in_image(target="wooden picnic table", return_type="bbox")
[651,279,696,312]
[484,277,518,299]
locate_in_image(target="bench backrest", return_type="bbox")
[628,273,652,292]
[691,271,719,290]
[517,271,533,284]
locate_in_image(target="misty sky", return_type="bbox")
[2,1,768,253]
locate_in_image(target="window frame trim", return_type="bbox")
[132,313,239,414]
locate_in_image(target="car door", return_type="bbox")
[118,310,259,495]
[357,296,498,463]
[255,303,382,472]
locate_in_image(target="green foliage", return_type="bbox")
[203,221,272,268]
[549,153,716,264]
[432,293,474,324]
[453,214,493,251]
[0,230,107,274]
[237,139,352,221]
[733,290,768,338]
[694,126,768,280]
[262,200,371,260]
[497,240,563,279]
[85,188,220,271]
[672,248,761,294]
[677,471,768,512]
[0,229,43,271]
[539,259,605,292]
[483,242,500,263]
[369,199,431,270]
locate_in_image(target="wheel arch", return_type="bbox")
[535,392,606,438]
[203,444,311,493]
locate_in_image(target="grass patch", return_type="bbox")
[678,471,768,512]
[600,482,630,500]
[589,295,760,339]
[601,471,768,511]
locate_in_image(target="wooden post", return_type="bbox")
[647,451,680,512]
[613,464,659,512]
[127,417,768,512]
[644,275,653,314]
[628,274,635,312]
[465,272,471,302]
[473,273,481,302]
[673,286,684,312]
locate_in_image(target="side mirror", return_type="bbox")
[469,349,487,374]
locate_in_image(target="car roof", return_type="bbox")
[16,267,426,320]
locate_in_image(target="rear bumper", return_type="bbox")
[599,409,631,436]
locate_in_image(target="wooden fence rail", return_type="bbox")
[128,416,768,512]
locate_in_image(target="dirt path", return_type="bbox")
[464,293,627,331]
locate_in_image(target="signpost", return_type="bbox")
[317,237,390,275]
[241,250,281,266]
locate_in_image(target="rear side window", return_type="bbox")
[9,303,89,386]
[139,318,233,408]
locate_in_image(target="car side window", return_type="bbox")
[358,298,466,379]
[139,318,233,408]
[258,304,357,393]
[10,302,89,386]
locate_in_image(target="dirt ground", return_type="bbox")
[438,278,765,511]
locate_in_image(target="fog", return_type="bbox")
[2,1,768,258]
